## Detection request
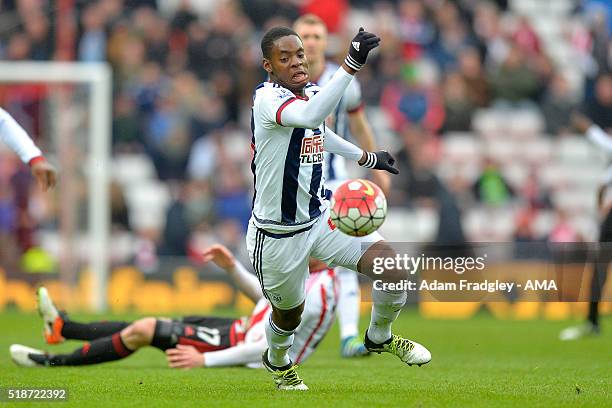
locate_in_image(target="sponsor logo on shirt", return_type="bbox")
[300,132,324,165]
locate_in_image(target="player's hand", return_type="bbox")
[570,111,593,134]
[359,150,399,175]
[371,170,391,195]
[201,244,236,271]
[30,159,57,192]
[344,27,381,71]
[166,344,205,369]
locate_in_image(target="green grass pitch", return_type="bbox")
[1,308,610,407]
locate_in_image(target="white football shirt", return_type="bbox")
[250,82,328,233]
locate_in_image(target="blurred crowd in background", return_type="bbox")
[0,0,611,273]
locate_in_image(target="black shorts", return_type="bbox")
[152,316,243,353]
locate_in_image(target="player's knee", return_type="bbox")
[359,240,406,282]
[121,317,156,347]
[272,304,303,331]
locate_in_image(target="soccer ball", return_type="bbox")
[330,179,387,237]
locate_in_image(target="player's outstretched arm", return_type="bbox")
[202,244,264,303]
[0,108,57,191]
[166,339,267,369]
[571,111,612,153]
[277,29,380,130]
[323,127,399,174]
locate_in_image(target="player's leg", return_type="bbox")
[37,287,130,344]
[356,242,431,365]
[587,256,609,330]
[265,303,304,366]
[588,212,611,330]
[11,317,157,367]
[291,269,338,364]
[246,223,310,390]
[311,208,431,366]
[560,212,611,340]
[335,266,368,357]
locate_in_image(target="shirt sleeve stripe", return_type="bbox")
[276,97,297,125]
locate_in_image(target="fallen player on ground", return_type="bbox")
[10,244,337,368]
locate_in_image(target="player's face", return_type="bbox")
[294,23,327,65]
[264,35,309,92]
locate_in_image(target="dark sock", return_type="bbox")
[60,313,130,341]
[47,333,134,366]
[587,302,599,327]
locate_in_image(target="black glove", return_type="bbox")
[344,27,381,71]
[360,150,399,175]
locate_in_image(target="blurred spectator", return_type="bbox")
[586,2,612,75]
[514,210,537,243]
[186,135,217,181]
[391,125,440,206]
[110,181,131,232]
[380,60,444,133]
[112,93,140,150]
[158,185,190,257]
[186,5,243,82]
[520,169,553,210]
[132,62,167,118]
[488,45,539,103]
[183,180,214,227]
[541,73,578,135]
[301,0,348,33]
[472,1,508,67]
[512,16,541,58]
[441,72,475,132]
[582,73,612,130]
[457,47,490,107]
[429,2,475,71]
[472,158,515,206]
[150,122,192,180]
[142,13,170,66]
[5,32,32,60]
[213,160,251,231]
[434,183,467,247]
[549,209,582,243]
[513,209,549,259]
[10,167,35,251]
[169,1,198,31]
[22,10,53,60]
[398,0,436,61]
[240,0,299,29]
[78,3,107,62]
[583,0,612,33]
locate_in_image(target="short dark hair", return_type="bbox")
[261,26,300,59]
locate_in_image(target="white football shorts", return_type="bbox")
[246,206,383,310]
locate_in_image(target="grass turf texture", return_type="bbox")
[0,309,610,407]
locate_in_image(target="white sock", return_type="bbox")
[367,289,407,344]
[337,267,361,339]
[265,315,294,367]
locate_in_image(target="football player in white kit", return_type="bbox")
[249,26,431,390]
[10,244,338,369]
[294,14,390,358]
[0,107,57,191]
[559,112,612,340]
